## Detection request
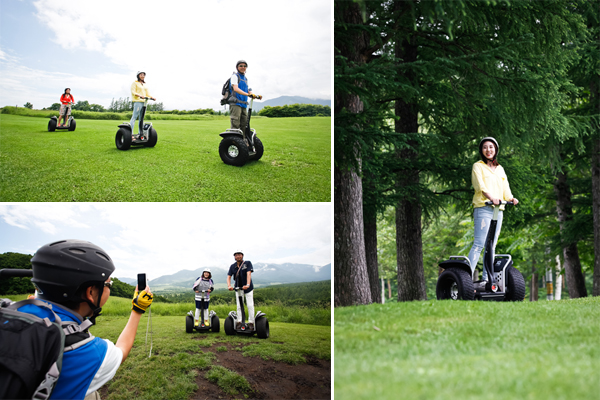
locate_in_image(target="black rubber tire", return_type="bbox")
[504,266,526,301]
[186,315,193,333]
[68,119,76,131]
[249,137,264,161]
[224,315,236,336]
[256,317,269,339]
[211,314,220,333]
[219,136,249,166]
[436,267,475,300]
[115,128,132,150]
[144,127,158,147]
[48,118,57,132]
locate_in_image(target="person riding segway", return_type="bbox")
[219,60,264,166]
[224,250,269,338]
[185,268,219,333]
[115,72,158,150]
[48,88,76,131]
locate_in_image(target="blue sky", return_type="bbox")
[0,0,331,111]
[0,203,331,281]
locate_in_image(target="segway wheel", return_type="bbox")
[68,119,76,131]
[224,315,236,336]
[436,267,475,300]
[186,315,194,333]
[504,266,526,301]
[249,137,264,161]
[211,314,220,333]
[115,128,132,150]
[144,127,158,147]
[219,136,250,167]
[48,118,57,132]
[256,317,269,339]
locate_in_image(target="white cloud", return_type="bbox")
[18,0,332,110]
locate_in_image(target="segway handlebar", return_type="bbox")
[0,268,33,278]
[485,200,515,206]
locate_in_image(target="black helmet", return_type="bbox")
[479,137,499,162]
[31,240,115,319]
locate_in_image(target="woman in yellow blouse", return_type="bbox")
[468,137,519,282]
[130,72,156,137]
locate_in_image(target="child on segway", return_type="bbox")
[192,268,214,327]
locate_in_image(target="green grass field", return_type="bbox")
[0,113,330,201]
[335,297,600,400]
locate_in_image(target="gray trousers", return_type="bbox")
[230,105,248,130]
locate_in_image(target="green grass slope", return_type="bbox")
[0,114,330,201]
[335,297,600,400]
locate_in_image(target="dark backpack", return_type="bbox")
[0,299,93,400]
[220,73,248,106]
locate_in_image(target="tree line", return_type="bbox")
[158,280,331,308]
[258,104,331,117]
[334,0,599,306]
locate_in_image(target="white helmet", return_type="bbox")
[202,268,212,278]
[233,250,244,256]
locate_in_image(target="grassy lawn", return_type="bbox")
[0,114,330,201]
[334,297,600,400]
[94,315,330,400]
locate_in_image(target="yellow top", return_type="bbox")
[471,161,513,209]
[131,81,151,102]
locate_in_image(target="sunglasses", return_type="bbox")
[239,65,247,68]
[104,281,113,288]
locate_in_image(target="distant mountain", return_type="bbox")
[252,96,330,112]
[118,262,331,292]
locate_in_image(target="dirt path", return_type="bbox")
[192,343,331,400]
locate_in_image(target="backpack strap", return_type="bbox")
[5,299,63,325]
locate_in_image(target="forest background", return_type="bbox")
[334,0,600,305]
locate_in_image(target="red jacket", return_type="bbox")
[60,94,74,104]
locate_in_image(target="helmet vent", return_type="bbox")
[68,248,86,254]
[95,252,110,261]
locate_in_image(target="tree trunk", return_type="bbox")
[530,258,538,302]
[553,171,588,298]
[333,2,372,307]
[334,165,372,306]
[394,29,427,302]
[593,137,600,296]
[364,206,381,303]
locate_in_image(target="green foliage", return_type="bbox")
[0,114,330,201]
[23,102,33,109]
[165,280,331,308]
[0,253,33,295]
[259,104,331,118]
[335,297,600,400]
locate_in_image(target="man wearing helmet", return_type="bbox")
[229,60,262,131]
[18,239,153,400]
[192,268,214,326]
[468,137,519,282]
[130,71,156,138]
[227,250,255,330]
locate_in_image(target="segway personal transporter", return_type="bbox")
[185,290,220,333]
[436,200,526,301]
[219,95,264,166]
[224,287,269,338]
[48,103,76,131]
[115,97,157,150]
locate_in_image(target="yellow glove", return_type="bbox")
[132,290,153,314]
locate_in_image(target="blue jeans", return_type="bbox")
[129,102,144,134]
[467,206,503,281]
